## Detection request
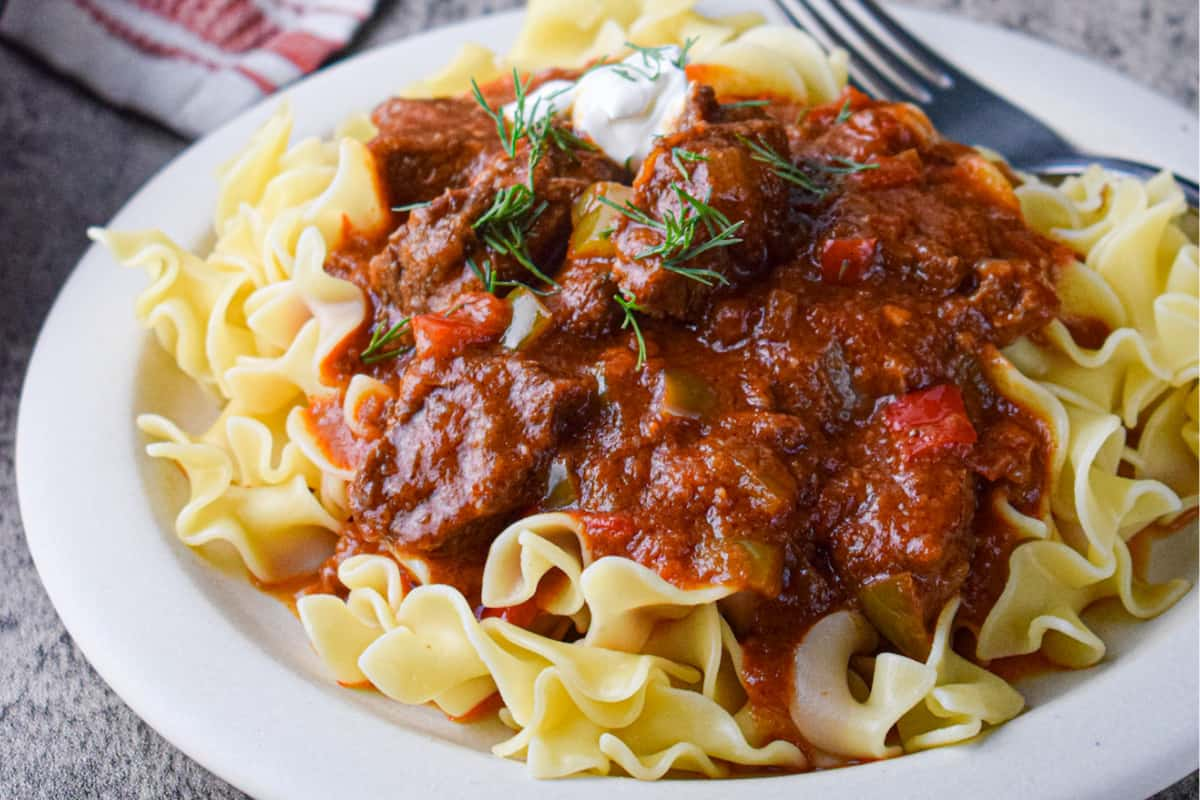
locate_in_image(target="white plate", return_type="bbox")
[17,4,1198,799]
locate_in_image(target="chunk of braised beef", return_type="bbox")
[941,256,1062,346]
[549,259,621,338]
[815,406,977,633]
[369,97,500,210]
[752,288,967,431]
[368,140,624,313]
[612,119,790,320]
[367,186,487,313]
[794,89,937,166]
[350,353,590,554]
[574,406,812,588]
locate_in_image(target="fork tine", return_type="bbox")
[776,0,918,102]
[854,0,958,88]
[828,0,932,102]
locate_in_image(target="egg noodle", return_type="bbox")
[92,0,1197,780]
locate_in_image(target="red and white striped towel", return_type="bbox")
[0,0,377,137]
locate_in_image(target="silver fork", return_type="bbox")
[772,0,1200,206]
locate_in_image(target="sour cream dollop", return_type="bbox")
[503,46,691,169]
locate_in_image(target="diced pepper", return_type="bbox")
[660,368,717,420]
[412,292,510,360]
[820,237,877,284]
[727,447,796,515]
[728,538,783,596]
[501,286,554,351]
[884,384,977,459]
[570,182,633,259]
[858,572,932,660]
[542,459,578,510]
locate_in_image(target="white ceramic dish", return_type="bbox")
[17,3,1198,798]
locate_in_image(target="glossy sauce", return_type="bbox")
[287,78,1087,744]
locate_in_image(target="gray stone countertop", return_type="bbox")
[1,1,1196,797]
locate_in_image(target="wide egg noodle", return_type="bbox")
[136,411,340,583]
[977,169,1196,668]
[689,26,848,104]
[299,514,807,778]
[788,610,935,759]
[896,599,1025,751]
[399,0,845,110]
[96,105,384,582]
[91,227,256,393]
[1009,168,1198,426]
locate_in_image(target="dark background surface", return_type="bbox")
[1,1,1196,797]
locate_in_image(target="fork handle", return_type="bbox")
[1016,154,1199,208]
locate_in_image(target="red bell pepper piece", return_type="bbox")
[821,237,877,284]
[884,384,977,459]
[412,292,510,359]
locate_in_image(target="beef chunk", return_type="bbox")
[369,97,500,209]
[815,409,976,629]
[612,118,789,320]
[942,257,1060,346]
[549,259,620,338]
[350,353,590,554]
[368,142,624,313]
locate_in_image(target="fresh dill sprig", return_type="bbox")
[597,194,661,229]
[473,198,558,288]
[542,120,596,153]
[720,99,770,110]
[607,39,695,82]
[619,42,670,79]
[471,69,535,159]
[600,185,742,286]
[670,146,709,180]
[817,155,879,175]
[675,36,699,68]
[736,133,825,195]
[474,179,538,230]
[736,133,878,196]
[467,256,555,296]
[614,291,648,369]
[392,200,432,213]
[470,72,585,288]
[360,317,412,365]
[467,121,560,288]
[834,98,853,125]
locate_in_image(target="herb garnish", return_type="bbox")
[471,69,540,159]
[392,200,432,213]
[614,292,648,369]
[599,185,742,286]
[736,133,825,194]
[736,133,879,197]
[360,317,412,364]
[670,146,709,180]
[607,38,697,81]
[472,195,558,288]
[469,73,571,289]
[818,155,879,175]
[720,99,770,110]
[467,256,554,296]
[541,119,597,154]
[834,98,853,125]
